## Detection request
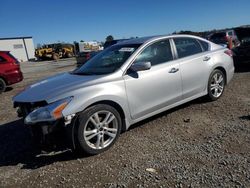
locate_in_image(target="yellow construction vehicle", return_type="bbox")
[35,43,75,60]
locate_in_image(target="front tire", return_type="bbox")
[75,104,121,155]
[207,69,225,101]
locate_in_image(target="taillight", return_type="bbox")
[224,49,233,57]
[13,59,20,64]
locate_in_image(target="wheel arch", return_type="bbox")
[0,76,7,85]
[70,99,127,151]
[213,66,227,85]
[85,100,127,132]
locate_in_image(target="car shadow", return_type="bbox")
[128,97,209,131]
[239,115,250,121]
[0,97,210,169]
[4,87,13,92]
[0,119,86,170]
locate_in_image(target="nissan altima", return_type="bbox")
[13,35,234,155]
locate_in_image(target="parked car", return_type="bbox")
[0,51,23,93]
[232,27,250,63]
[76,51,99,67]
[13,35,234,155]
[209,30,240,48]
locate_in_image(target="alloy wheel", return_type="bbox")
[83,110,118,150]
[210,72,224,98]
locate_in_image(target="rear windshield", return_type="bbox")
[7,52,19,62]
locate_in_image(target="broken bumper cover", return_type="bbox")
[14,100,76,153]
[28,120,75,153]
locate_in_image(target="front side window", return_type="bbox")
[73,44,141,75]
[134,40,173,66]
[174,38,203,58]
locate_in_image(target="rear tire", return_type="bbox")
[207,69,225,101]
[74,104,121,155]
[0,78,6,94]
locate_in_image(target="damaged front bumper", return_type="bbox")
[14,101,76,154]
[28,120,75,153]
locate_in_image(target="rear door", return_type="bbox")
[0,52,21,84]
[123,39,182,120]
[173,37,211,99]
[0,54,9,76]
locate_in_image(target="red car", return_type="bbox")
[0,51,23,93]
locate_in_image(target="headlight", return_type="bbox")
[24,97,73,124]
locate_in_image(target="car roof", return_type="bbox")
[212,29,234,34]
[0,51,9,54]
[116,34,207,46]
[117,36,162,45]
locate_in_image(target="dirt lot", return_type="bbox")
[0,59,250,187]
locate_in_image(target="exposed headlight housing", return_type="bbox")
[24,97,73,124]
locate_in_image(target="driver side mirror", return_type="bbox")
[130,61,151,72]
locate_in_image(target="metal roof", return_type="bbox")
[0,36,33,40]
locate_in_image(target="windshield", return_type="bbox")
[73,44,141,75]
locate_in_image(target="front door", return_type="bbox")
[123,39,182,120]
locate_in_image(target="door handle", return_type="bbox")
[203,56,211,61]
[169,67,179,73]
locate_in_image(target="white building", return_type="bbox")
[0,37,35,62]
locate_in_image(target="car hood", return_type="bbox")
[13,72,102,103]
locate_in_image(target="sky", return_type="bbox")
[0,0,250,46]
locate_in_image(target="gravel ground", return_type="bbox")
[0,60,250,188]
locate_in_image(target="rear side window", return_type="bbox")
[0,56,6,63]
[174,38,203,58]
[198,40,209,51]
[134,39,173,66]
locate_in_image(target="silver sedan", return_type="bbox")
[13,35,234,155]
